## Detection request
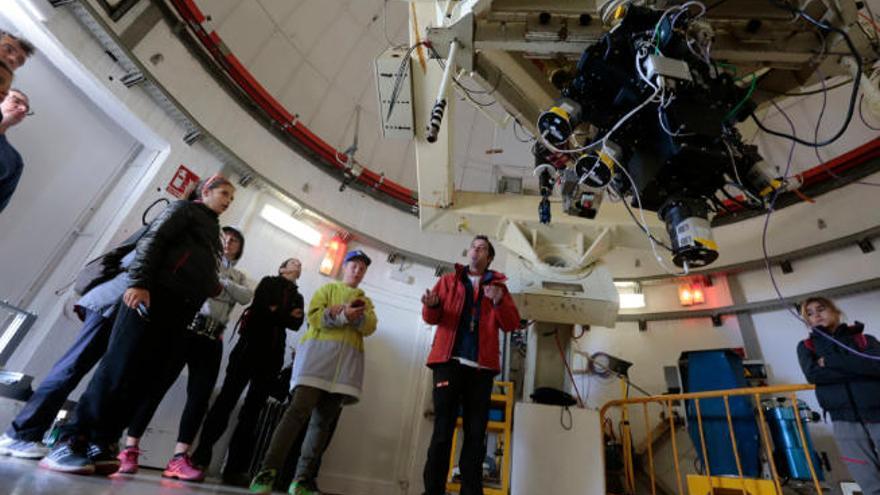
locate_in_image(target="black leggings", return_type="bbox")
[126,331,222,444]
[61,295,196,444]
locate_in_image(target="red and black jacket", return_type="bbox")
[422,264,521,372]
[127,200,222,308]
[797,322,880,422]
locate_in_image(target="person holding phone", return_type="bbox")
[249,250,377,495]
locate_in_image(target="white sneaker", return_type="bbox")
[0,433,14,455]
[0,433,49,459]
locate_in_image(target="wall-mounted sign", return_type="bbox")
[166,165,200,199]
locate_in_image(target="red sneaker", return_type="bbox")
[162,454,205,482]
[116,446,140,474]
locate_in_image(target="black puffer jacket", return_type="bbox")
[240,275,304,336]
[797,322,880,422]
[127,200,222,307]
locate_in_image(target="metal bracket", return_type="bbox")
[426,12,475,71]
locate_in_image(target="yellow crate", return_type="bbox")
[686,475,779,495]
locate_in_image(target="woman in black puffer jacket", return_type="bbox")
[797,296,880,494]
[41,175,235,475]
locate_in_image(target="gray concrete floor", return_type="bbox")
[0,457,257,495]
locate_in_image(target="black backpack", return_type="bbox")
[73,199,170,297]
[73,224,150,297]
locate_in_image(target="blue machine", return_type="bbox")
[764,398,824,481]
[679,350,761,477]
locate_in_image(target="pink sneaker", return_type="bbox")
[162,454,205,482]
[116,446,140,474]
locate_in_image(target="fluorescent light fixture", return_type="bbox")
[618,293,646,309]
[14,0,48,23]
[260,204,322,246]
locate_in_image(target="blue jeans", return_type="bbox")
[6,308,113,442]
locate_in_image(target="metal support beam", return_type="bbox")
[617,225,880,283]
[412,2,455,228]
[617,277,880,323]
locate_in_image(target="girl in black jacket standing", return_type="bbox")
[797,296,880,494]
[40,175,235,475]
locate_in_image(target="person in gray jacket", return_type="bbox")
[115,226,253,481]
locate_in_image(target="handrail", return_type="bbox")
[600,384,821,495]
[600,384,815,416]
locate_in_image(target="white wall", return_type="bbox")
[0,37,140,306]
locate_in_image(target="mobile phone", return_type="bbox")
[136,302,150,320]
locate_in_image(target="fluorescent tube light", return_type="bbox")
[260,204,322,246]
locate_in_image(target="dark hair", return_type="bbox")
[0,31,34,57]
[221,226,245,260]
[472,235,495,264]
[278,257,298,274]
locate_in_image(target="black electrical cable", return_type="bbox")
[426,43,501,105]
[621,199,674,252]
[757,78,853,97]
[811,70,880,187]
[750,3,862,148]
[141,198,169,225]
[761,99,804,323]
[859,94,880,131]
[513,119,535,143]
[758,101,880,361]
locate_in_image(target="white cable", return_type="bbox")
[606,149,686,276]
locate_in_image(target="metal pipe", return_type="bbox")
[642,403,656,495]
[665,400,685,495]
[789,393,823,494]
[426,40,459,143]
[754,394,784,494]
[722,395,748,495]
[693,399,713,482]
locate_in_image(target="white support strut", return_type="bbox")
[426,40,459,143]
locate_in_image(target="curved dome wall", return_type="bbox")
[75,0,880,276]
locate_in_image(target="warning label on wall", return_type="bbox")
[166,165,200,199]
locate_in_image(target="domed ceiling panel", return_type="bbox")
[191,0,539,193]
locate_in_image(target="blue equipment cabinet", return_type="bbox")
[679,349,762,477]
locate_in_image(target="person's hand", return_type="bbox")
[421,289,440,307]
[818,357,826,368]
[483,284,503,305]
[291,308,304,318]
[123,288,150,309]
[344,303,365,321]
[327,305,344,318]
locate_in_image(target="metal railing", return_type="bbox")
[600,384,821,495]
[0,300,37,367]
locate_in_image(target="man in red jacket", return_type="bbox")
[420,235,521,495]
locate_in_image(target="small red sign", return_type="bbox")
[166,165,200,199]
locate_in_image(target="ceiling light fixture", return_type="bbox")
[260,204,322,246]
